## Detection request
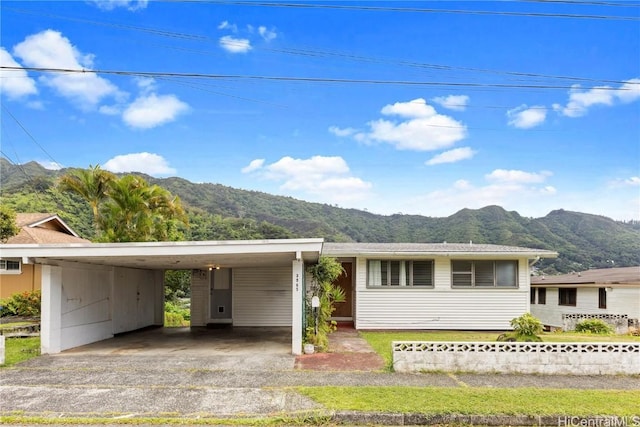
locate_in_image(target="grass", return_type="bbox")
[1,336,40,367]
[0,413,331,425]
[297,386,640,417]
[360,330,640,368]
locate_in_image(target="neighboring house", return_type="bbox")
[0,213,89,299]
[530,266,640,332]
[1,239,556,355]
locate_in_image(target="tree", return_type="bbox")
[98,175,187,242]
[58,167,187,243]
[0,205,19,242]
[58,165,115,234]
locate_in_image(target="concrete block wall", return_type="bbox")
[393,341,640,375]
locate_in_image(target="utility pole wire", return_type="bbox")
[3,66,637,91]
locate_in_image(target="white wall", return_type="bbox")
[41,262,164,354]
[531,287,640,328]
[190,269,209,327]
[112,267,163,334]
[354,257,531,330]
[233,267,292,326]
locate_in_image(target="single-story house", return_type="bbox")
[0,239,556,355]
[531,266,640,332]
[0,213,89,299]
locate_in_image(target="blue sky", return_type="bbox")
[1,0,639,221]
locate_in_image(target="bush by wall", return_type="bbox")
[0,291,41,317]
[575,319,614,335]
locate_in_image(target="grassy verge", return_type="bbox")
[0,321,36,330]
[0,413,331,426]
[297,386,640,417]
[360,330,640,368]
[1,336,40,367]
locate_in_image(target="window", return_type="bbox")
[530,288,536,304]
[559,288,577,306]
[451,260,518,288]
[0,259,21,274]
[538,288,546,305]
[367,260,434,287]
[598,288,607,309]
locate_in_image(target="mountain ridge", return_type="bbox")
[1,158,638,273]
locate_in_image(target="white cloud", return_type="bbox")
[218,21,238,32]
[609,176,640,188]
[219,36,252,53]
[90,0,148,11]
[102,152,176,176]
[329,126,357,137]
[0,48,38,99]
[507,104,547,129]
[426,147,476,165]
[486,169,552,184]
[12,30,121,109]
[122,93,189,129]
[37,160,63,170]
[553,79,640,118]
[615,78,640,103]
[381,98,436,118]
[241,159,265,173]
[351,98,467,151]
[432,95,469,111]
[258,26,277,42]
[255,155,373,203]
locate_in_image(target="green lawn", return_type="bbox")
[360,330,640,368]
[297,386,640,417]
[1,336,40,367]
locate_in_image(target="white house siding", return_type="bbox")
[532,287,640,328]
[233,267,292,326]
[112,267,163,334]
[190,269,209,327]
[59,263,113,351]
[354,257,531,330]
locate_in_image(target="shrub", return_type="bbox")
[510,313,543,337]
[0,291,41,317]
[164,300,190,327]
[164,311,188,327]
[575,319,613,335]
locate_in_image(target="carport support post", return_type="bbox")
[291,257,304,355]
[41,265,63,354]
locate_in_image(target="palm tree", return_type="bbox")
[58,165,115,235]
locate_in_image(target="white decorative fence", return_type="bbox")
[393,341,640,375]
[562,313,635,334]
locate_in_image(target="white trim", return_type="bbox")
[27,214,81,238]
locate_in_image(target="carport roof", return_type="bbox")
[1,238,324,270]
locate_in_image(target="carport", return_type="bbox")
[1,239,323,355]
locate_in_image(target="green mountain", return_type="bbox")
[2,158,638,273]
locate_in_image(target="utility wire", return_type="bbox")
[206,1,640,21]
[5,66,637,91]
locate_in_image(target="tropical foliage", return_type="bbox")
[58,167,187,242]
[0,205,19,242]
[0,291,41,317]
[305,257,345,350]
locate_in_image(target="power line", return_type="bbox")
[207,1,640,21]
[5,66,637,91]
[5,7,632,88]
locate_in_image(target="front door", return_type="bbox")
[332,262,353,319]
[210,268,232,323]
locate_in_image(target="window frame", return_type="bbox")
[598,287,607,309]
[530,288,536,304]
[0,258,22,275]
[538,287,546,305]
[451,260,519,289]
[558,288,577,306]
[366,259,435,288]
